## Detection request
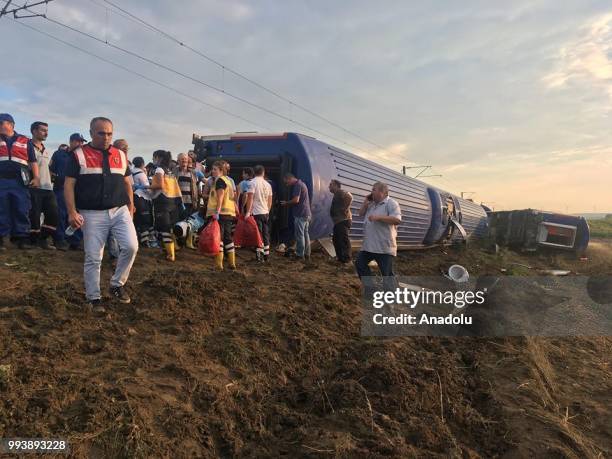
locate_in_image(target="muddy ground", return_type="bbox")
[0,239,610,458]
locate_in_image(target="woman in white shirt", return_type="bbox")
[131,157,154,248]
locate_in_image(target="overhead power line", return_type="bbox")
[22,10,379,155]
[0,0,51,18]
[97,0,396,155]
[8,17,272,130]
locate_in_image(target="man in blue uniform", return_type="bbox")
[50,133,85,250]
[0,113,40,250]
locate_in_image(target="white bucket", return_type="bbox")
[446,264,469,283]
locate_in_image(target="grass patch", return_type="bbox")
[588,216,612,238]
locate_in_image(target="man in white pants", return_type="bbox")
[64,117,138,312]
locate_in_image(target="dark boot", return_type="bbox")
[55,240,69,251]
[17,238,34,250]
[39,236,56,250]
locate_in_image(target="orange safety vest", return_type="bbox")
[73,144,127,175]
[0,134,30,167]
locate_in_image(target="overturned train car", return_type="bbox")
[487,209,589,254]
[193,132,488,249]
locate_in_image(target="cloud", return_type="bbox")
[49,2,123,42]
[543,12,612,99]
[365,143,411,171]
[2,1,611,212]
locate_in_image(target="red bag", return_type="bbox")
[198,219,221,256]
[234,215,263,248]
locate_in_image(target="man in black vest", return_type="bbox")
[64,117,138,312]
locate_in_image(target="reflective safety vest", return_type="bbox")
[158,170,182,200]
[207,175,236,217]
[73,144,128,175]
[0,134,30,167]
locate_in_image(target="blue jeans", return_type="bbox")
[81,206,138,300]
[294,216,311,258]
[54,188,82,243]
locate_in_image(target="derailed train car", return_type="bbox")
[193,132,488,249]
[487,209,589,254]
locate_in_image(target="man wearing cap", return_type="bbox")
[50,133,85,250]
[28,121,59,250]
[0,113,40,250]
[64,117,138,311]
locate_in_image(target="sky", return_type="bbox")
[1,0,611,213]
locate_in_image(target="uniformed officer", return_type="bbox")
[64,117,138,312]
[50,133,85,250]
[0,113,40,250]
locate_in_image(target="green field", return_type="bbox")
[588,215,612,238]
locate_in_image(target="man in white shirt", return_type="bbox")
[355,181,402,289]
[28,121,59,250]
[245,165,273,262]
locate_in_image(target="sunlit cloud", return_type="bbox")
[543,12,612,99]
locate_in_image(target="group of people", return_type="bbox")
[0,112,403,311]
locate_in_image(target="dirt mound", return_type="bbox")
[0,241,610,457]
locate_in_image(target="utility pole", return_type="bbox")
[0,0,53,19]
[402,165,436,178]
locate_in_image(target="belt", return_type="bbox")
[0,171,20,179]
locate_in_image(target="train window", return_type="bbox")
[537,223,577,248]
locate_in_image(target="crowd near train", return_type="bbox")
[0,114,402,311]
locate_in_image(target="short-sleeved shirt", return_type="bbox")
[249,176,273,216]
[31,142,53,190]
[215,177,227,191]
[132,168,151,201]
[0,133,36,176]
[362,197,402,256]
[65,144,130,210]
[291,179,311,219]
[150,167,181,200]
[238,179,253,194]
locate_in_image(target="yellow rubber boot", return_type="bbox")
[214,252,224,271]
[164,241,175,261]
[185,231,196,250]
[173,234,181,251]
[227,251,236,270]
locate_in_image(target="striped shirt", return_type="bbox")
[177,170,193,204]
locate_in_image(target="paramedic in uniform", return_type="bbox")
[0,113,40,250]
[64,117,138,310]
[206,160,238,270]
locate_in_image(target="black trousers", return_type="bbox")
[206,215,235,253]
[154,196,180,243]
[254,213,270,254]
[332,219,352,262]
[29,188,59,238]
[134,195,153,233]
